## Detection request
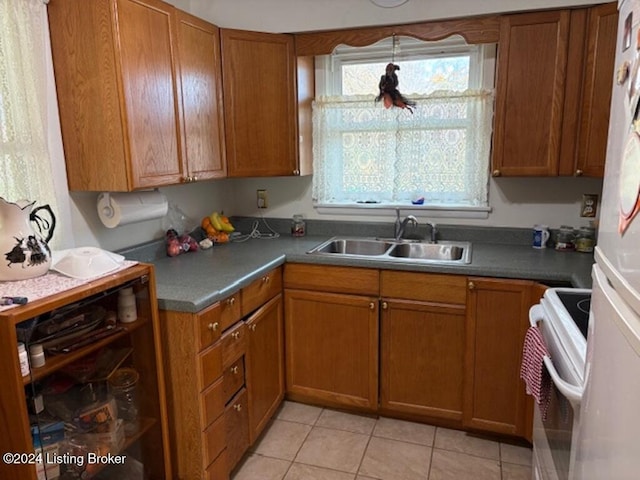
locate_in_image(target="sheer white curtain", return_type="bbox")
[312,89,494,207]
[0,0,62,248]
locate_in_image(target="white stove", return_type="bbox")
[529,287,591,480]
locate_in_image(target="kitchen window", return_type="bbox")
[312,36,495,217]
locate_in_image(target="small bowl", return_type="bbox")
[51,247,124,279]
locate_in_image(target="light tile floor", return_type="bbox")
[231,401,532,480]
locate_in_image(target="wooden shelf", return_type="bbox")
[23,317,150,385]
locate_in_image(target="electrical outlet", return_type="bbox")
[257,189,268,209]
[581,193,598,217]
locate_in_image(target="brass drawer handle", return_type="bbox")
[232,331,241,340]
[468,281,475,290]
[369,302,375,310]
[249,324,256,332]
[226,297,236,306]
[381,301,388,310]
[231,366,239,375]
[262,275,270,284]
[208,322,219,332]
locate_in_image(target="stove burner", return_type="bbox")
[557,291,591,339]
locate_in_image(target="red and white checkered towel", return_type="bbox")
[520,326,552,419]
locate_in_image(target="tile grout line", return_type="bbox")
[354,423,376,480]
[426,427,438,480]
[281,406,325,479]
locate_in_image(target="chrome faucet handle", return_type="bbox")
[426,221,438,243]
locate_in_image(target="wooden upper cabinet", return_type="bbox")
[175,11,227,181]
[574,2,618,177]
[492,10,571,177]
[49,0,185,191]
[221,29,301,177]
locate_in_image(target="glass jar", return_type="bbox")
[555,225,576,251]
[108,367,139,435]
[575,227,596,253]
[291,214,306,237]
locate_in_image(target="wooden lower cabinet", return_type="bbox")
[225,388,250,472]
[463,277,534,437]
[380,299,466,421]
[246,294,285,443]
[284,288,379,410]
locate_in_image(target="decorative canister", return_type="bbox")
[555,225,576,251]
[575,227,596,253]
[0,197,56,281]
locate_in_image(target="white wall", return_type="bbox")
[228,175,603,230]
[56,0,608,251]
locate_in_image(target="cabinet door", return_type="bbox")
[284,289,379,410]
[175,11,227,181]
[245,294,284,444]
[380,299,466,421]
[225,388,249,474]
[221,29,298,177]
[574,2,617,177]
[463,277,533,436]
[492,10,570,176]
[116,0,185,188]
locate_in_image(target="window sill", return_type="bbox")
[314,203,491,219]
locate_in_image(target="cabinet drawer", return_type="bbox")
[241,267,282,316]
[198,342,223,390]
[205,449,228,480]
[284,263,379,296]
[380,271,467,305]
[203,415,226,469]
[198,302,222,351]
[223,357,245,405]
[201,377,225,430]
[220,292,242,332]
[225,388,249,473]
[221,321,247,368]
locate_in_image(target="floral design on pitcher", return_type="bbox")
[5,237,27,268]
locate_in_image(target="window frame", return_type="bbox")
[313,36,496,219]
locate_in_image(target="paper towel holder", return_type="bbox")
[97,190,168,228]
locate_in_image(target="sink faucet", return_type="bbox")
[394,209,418,241]
[426,222,438,243]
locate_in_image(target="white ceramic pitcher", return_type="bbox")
[0,197,56,281]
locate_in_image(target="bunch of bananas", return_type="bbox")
[201,212,234,243]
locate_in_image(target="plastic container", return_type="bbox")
[575,226,596,253]
[291,214,306,237]
[118,287,137,323]
[555,225,576,251]
[109,367,140,434]
[18,342,29,376]
[29,343,46,368]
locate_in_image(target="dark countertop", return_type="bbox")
[123,235,594,313]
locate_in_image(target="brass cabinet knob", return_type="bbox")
[468,281,475,290]
[192,176,198,182]
[492,169,501,177]
[293,169,300,175]
[381,301,388,310]
[232,331,240,340]
[231,366,239,375]
[208,322,219,331]
[262,275,270,284]
[249,324,257,332]
[234,403,242,412]
[575,169,584,176]
[227,297,236,306]
[369,302,375,310]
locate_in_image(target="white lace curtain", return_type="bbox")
[312,90,494,206]
[0,0,61,248]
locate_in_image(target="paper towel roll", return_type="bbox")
[97,191,168,228]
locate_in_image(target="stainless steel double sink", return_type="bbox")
[306,237,472,265]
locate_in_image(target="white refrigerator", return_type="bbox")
[574,0,640,478]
